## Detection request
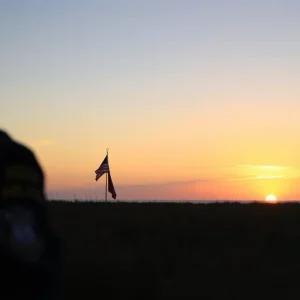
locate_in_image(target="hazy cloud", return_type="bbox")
[229,165,300,182]
[236,165,293,171]
[226,176,285,182]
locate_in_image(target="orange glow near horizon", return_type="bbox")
[40,161,300,201]
[14,128,300,201]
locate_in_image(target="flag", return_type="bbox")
[108,172,117,199]
[95,154,117,199]
[95,155,109,181]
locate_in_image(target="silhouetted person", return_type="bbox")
[0,130,61,299]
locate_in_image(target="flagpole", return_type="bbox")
[105,148,109,202]
[105,173,107,202]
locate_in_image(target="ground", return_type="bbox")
[48,201,300,300]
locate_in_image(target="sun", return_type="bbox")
[265,194,277,202]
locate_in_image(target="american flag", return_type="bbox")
[108,172,117,199]
[95,154,117,199]
[95,155,109,181]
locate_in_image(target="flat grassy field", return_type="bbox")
[48,201,300,300]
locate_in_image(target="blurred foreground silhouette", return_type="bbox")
[0,130,61,300]
[50,201,300,300]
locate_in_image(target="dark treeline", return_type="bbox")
[48,201,300,300]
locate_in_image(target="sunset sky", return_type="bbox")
[1,0,300,201]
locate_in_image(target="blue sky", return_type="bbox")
[1,0,300,200]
